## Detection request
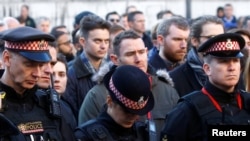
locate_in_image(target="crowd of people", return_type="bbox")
[1,2,250,141]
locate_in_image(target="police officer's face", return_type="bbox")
[3,51,45,92]
[107,96,139,128]
[203,57,241,93]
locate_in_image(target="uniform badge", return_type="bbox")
[0,91,6,111]
[18,121,44,134]
[38,40,45,48]
[225,39,233,49]
[161,135,168,141]
[137,96,144,108]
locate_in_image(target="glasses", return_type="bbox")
[199,35,215,39]
[109,19,120,23]
[58,40,72,46]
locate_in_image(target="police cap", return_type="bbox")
[0,26,55,62]
[103,65,154,116]
[198,33,245,58]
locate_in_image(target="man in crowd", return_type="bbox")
[128,11,154,50]
[62,14,111,121]
[148,16,190,71]
[169,15,224,96]
[78,30,179,141]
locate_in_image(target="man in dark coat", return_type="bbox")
[169,15,224,97]
[161,33,250,141]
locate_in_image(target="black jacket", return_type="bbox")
[160,81,250,141]
[169,62,202,97]
[75,111,149,141]
[0,83,76,141]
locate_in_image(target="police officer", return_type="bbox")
[160,33,250,141]
[0,26,76,141]
[75,65,154,141]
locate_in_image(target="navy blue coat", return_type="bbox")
[169,62,202,97]
[62,55,97,120]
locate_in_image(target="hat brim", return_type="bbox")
[104,66,154,116]
[19,51,51,62]
[207,51,244,58]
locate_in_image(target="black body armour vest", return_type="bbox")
[179,90,250,137]
[1,90,62,141]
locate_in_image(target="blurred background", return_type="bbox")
[0,0,249,31]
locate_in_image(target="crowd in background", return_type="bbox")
[1,2,250,140]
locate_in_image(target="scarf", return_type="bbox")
[187,47,207,86]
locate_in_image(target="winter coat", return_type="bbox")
[78,62,180,141]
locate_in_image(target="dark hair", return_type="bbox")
[113,30,141,56]
[48,41,57,48]
[21,4,29,10]
[224,3,232,8]
[50,25,67,34]
[190,15,224,39]
[157,10,174,20]
[217,7,224,13]
[127,11,143,22]
[242,16,250,29]
[57,53,68,72]
[36,16,50,26]
[110,24,125,34]
[157,16,190,37]
[151,22,160,40]
[105,11,120,20]
[125,5,137,13]
[79,15,111,39]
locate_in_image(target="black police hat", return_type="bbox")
[103,65,154,116]
[0,26,55,62]
[198,33,245,58]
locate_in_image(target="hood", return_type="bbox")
[91,61,114,83]
[155,69,174,87]
[92,62,174,87]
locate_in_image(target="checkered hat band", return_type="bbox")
[5,41,49,51]
[206,41,240,53]
[109,77,148,110]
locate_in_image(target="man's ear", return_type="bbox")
[203,63,211,76]
[79,37,86,49]
[2,50,11,67]
[157,35,164,46]
[106,95,113,107]
[109,54,119,65]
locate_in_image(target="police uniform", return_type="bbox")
[160,33,250,141]
[75,65,154,141]
[0,27,76,141]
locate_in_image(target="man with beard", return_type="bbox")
[148,16,190,71]
[169,15,224,97]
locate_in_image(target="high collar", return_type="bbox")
[204,81,237,103]
[0,82,38,102]
[97,111,136,137]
